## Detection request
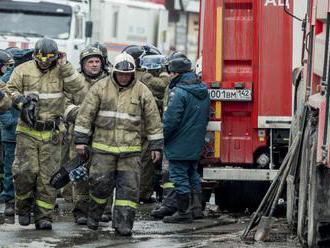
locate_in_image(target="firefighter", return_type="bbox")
[123,45,165,203]
[74,52,163,236]
[138,54,170,202]
[63,46,110,225]
[162,54,210,224]
[7,38,84,230]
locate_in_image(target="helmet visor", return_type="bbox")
[35,53,58,63]
[114,60,135,72]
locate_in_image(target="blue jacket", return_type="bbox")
[0,66,20,142]
[163,72,210,160]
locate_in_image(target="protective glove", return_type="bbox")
[69,166,88,182]
[19,94,39,128]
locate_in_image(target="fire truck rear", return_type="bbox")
[198,0,303,210]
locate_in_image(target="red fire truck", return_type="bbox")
[198,0,302,210]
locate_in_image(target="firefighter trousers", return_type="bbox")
[139,139,155,200]
[88,153,140,232]
[70,143,113,219]
[12,132,61,222]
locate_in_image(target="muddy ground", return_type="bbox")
[0,199,301,248]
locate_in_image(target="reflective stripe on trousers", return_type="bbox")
[16,191,33,201]
[35,199,54,210]
[92,142,141,154]
[90,193,107,205]
[16,125,52,141]
[114,199,138,209]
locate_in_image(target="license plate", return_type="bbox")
[208,89,252,101]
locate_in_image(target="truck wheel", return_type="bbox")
[214,181,270,212]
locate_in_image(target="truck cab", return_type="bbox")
[0,0,90,67]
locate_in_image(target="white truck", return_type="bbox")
[0,0,91,67]
[0,0,169,66]
[91,0,169,59]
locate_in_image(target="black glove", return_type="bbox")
[20,94,39,128]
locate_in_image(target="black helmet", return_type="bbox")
[5,47,34,67]
[0,49,14,68]
[165,51,188,73]
[168,56,192,74]
[167,51,187,61]
[5,47,22,57]
[33,38,59,65]
[142,45,161,56]
[122,45,144,68]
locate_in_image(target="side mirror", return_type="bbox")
[85,21,93,38]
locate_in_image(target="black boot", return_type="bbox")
[101,213,111,222]
[87,195,107,230]
[191,192,204,219]
[87,216,99,230]
[112,206,135,236]
[18,213,31,226]
[151,205,176,219]
[4,200,15,216]
[151,187,177,219]
[163,193,192,224]
[35,219,52,230]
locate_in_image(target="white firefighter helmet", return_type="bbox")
[112,52,136,74]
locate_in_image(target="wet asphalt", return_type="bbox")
[0,199,301,248]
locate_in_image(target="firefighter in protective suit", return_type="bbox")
[123,45,166,202]
[7,38,84,230]
[74,52,163,236]
[138,54,170,202]
[63,46,110,225]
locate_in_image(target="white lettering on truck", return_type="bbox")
[264,0,290,8]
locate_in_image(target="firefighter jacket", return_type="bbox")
[140,72,170,100]
[74,75,164,156]
[63,65,107,123]
[7,60,84,140]
[163,72,210,160]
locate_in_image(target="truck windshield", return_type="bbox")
[0,12,71,39]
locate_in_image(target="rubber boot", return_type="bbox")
[151,188,176,219]
[87,196,107,230]
[87,216,99,230]
[112,207,135,236]
[191,192,204,219]
[4,200,15,216]
[101,213,111,222]
[18,213,31,226]
[163,193,192,224]
[35,219,52,230]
